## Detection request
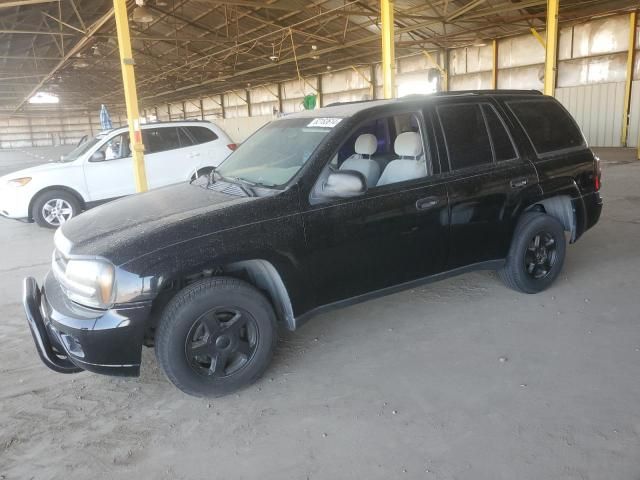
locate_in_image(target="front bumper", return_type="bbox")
[23,273,152,377]
[0,186,31,219]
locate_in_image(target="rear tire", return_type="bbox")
[499,212,566,294]
[32,190,80,229]
[155,277,277,397]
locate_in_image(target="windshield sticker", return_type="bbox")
[307,118,342,128]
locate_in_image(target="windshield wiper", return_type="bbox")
[232,177,277,189]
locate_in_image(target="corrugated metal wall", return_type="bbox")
[555,82,626,147]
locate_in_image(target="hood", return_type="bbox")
[60,181,267,265]
[1,161,75,182]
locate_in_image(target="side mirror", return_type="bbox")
[89,151,106,162]
[320,170,367,198]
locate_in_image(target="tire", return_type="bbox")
[32,189,81,229]
[499,212,566,294]
[155,277,278,397]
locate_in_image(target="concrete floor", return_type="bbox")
[0,148,639,479]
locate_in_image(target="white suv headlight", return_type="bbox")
[53,255,116,309]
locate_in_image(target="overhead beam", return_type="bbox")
[13,7,115,112]
[447,0,486,21]
[0,28,74,35]
[202,0,306,11]
[0,0,57,8]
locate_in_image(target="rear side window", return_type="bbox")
[184,126,218,145]
[437,103,493,170]
[482,105,517,162]
[507,99,584,154]
[143,127,182,153]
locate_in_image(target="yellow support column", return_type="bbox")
[113,0,147,192]
[621,11,637,148]
[491,39,498,89]
[543,0,559,96]
[380,0,395,99]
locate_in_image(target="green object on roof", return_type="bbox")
[303,94,317,110]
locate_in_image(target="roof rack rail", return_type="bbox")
[324,99,377,108]
[429,89,543,96]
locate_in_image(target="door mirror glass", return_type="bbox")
[319,171,367,198]
[89,150,106,162]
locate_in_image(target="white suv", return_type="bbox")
[0,121,235,228]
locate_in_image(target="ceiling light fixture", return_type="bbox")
[472,36,489,47]
[132,0,154,23]
[29,92,59,104]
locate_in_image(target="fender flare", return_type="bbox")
[224,259,296,331]
[526,195,578,242]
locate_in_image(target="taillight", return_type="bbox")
[227,143,237,151]
[594,155,602,191]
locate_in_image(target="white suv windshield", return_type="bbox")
[217,118,336,187]
[60,135,105,162]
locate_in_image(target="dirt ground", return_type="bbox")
[1,147,639,480]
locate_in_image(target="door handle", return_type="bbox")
[510,177,528,189]
[415,196,440,211]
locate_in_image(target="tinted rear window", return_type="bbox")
[185,126,218,144]
[437,103,493,170]
[507,99,584,154]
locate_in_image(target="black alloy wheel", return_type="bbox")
[499,212,566,294]
[155,277,277,397]
[524,231,558,280]
[185,307,258,378]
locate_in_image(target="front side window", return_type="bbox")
[507,99,585,154]
[217,118,334,187]
[315,112,428,196]
[438,103,493,170]
[97,132,130,160]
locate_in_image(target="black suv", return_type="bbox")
[23,91,602,397]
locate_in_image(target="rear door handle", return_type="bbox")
[415,196,440,211]
[510,177,528,189]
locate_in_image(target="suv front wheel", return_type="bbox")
[155,277,278,397]
[32,189,80,228]
[499,212,566,294]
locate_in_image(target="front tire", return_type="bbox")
[499,212,566,294]
[32,190,80,228]
[155,277,278,397]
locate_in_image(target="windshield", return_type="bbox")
[60,135,104,162]
[217,117,338,187]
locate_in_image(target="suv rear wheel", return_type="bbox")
[32,189,80,228]
[155,277,277,397]
[499,212,566,294]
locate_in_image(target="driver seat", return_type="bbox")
[339,134,381,187]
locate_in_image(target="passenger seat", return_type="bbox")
[377,132,426,186]
[339,134,381,187]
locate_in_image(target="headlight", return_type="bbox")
[53,257,115,309]
[8,177,32,187]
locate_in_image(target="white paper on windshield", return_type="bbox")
[307,118,342,128]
